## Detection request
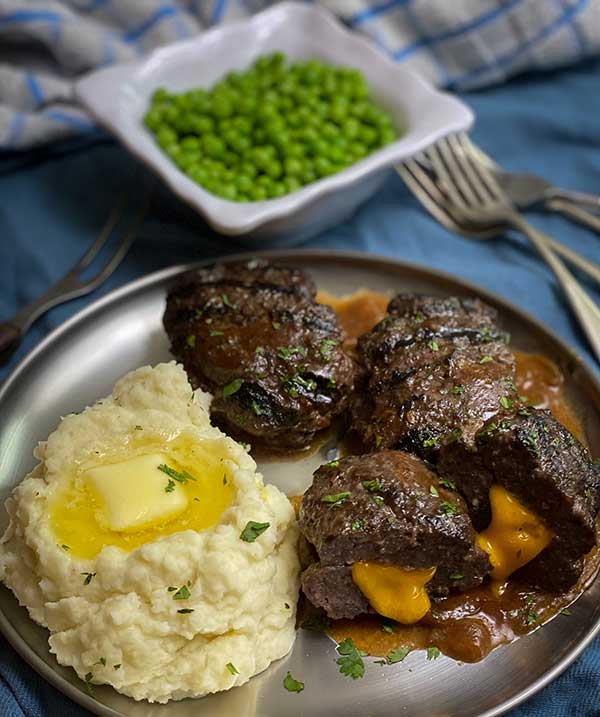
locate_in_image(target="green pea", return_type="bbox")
[236,174,253,193]
[203,135,226,159]
[250,185,268,201]
[265,159,283,179]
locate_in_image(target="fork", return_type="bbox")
[398,159,600,286]
[461,134,600,233]
[0,190,150,365]
[419,133,600,364]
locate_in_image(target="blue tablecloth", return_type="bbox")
[1,57,600,717]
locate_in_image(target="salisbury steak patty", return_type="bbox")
[163,260,354,450]
[438,407,600,591]
[299,451,490,619]
[351,294,515,458]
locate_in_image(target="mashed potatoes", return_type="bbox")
[0,363,300,703]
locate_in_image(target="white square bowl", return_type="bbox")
[76,1,473,243]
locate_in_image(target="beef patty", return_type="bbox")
[299,451,491,619]
[351,294,515,458]
[438,407,600,591]
[163,259,354,450]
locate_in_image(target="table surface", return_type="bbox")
[1,57,599,717]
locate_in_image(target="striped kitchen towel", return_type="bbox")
[1,0,599,149]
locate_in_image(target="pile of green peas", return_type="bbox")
[144,52,397,202]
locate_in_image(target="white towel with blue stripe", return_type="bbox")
[1,0,599,149]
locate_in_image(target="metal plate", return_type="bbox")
[1,250,599,717]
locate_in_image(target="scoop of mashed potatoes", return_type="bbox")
[0,362,300,703]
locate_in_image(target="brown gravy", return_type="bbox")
[311,289,598,662]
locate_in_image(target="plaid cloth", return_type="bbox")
[0,0,599,149]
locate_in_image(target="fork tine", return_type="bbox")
[399,161,463,232]
[453,133,507,201]
[79,190,151,291]
[69,191,129,274]
[421,143,469,209]
[441,134,496,205]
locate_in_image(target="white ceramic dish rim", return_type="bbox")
[75,2,474,236]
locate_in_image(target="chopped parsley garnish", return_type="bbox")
[439,478,456,490]
[205,318,213,324]
[449,573,464,580]
[524,594,535,606]
[177,608,194,614]
[593,458,600,468]
[451,385,465,395]
[479,355,493,364]
[440,501,457,517]
[321,492,350,508]
[84,672,94,696]
[427,646,441,660]
[319,339,338,359]
[81,572,96,586]
[518,408,530,416]
[223,378,244,396]
[414,312,425,323]
[335,637,367,680]
[96,657,106,667]
[282,374,317,398]
[209,329,224,337]
[134,425,143,430]
[283,671,304,693]
[499,396,514,409]
[374,434,382,448]
[561,608,572,616]
[240,521,270,542]
[158,463,198,484]
[585,488,592,498]
[223,473,227,485]
[324,459,340,468]
[167,586,177,592]
[351,520,364,531]
[186,334,196,348]
[277,345,307,360]
[526,611,538,626]
[272,321,281,330]
[422,437,437,448]
[428,340,439,352]
[255,345,265,354]
[386,645,410,663]
[250,400,263,416]
[61,544,70,551]
[429,485,439,497]
[165,478,175,493]
[221,293,233,308]
[113,664,121,670]
[172,585,191,600]
[362,479,381,493]
[522,431,539,453]
[381,623,394,634]
[226,662,239,675]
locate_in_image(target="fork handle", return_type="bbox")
[547,189,600,213]
[544,199,600,234]
[510,213,600,363]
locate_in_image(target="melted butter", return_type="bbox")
[352,562,436,624]
[477,485,553,584]
[49,436,235,559]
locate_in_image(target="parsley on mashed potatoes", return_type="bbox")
[0,362,300,703]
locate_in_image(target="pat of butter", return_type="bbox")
[85,454,188,533]
[352,562,436,625]
[477,484,553,584]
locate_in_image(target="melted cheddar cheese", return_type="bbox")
[477,485,553,584]
[352,562,436,624]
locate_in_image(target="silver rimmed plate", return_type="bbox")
[1,250,599,717]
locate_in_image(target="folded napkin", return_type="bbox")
[1,0,599,149]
